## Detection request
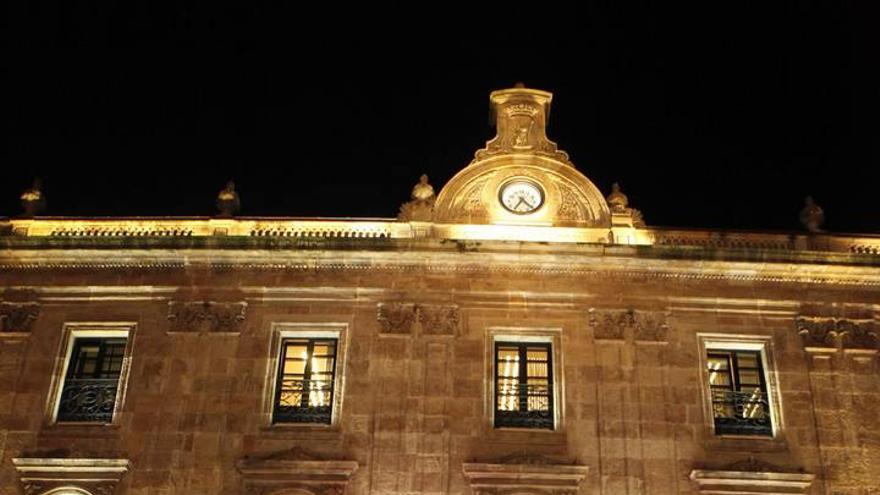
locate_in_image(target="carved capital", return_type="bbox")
[167,301,247,333]
[0,302,40,333]
[378,303,460,336]
[377,302,416,335]
[589,308,669,343]
[418,304,460,335]
[796,316,878,351]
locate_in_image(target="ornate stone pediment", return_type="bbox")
[167,300,247,333]
[588,308,669,344]
[432,85,611,229]
[12,457,130,495]
[462,453,588,495]
[237,447,358,495]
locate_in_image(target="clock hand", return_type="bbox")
[515,197,534,210]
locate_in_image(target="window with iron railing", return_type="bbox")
[494,342,553,429]
[706,349,772,436]
[273,338,338,424]
[57,337,127,423]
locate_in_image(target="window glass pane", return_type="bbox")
[706,347,772,436]
[736,352,758,368]
[274,337,338,424]
[58,337,127,423]
[495,342,553,429]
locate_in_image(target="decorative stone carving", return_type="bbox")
[167,301,248,333]
[462,454,588,495]
[13,457,130,495]
[556,183,588,222]
[238,447,358,495]
[377,303,459,336]
[20,178,46,217]
[0,302,40,333]
[799,196,825,233]
[377,303,417,334]
[796,316,878,351]
[417,304,459,335]
[589,308,669,343]
[475,84,571,165]
[398,174,436,221]
[216,181,241,217]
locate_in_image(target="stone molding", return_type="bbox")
[167,300,247,334]
[0,301,40,333]
[588,308,669,344]
[462,453,589,494]
[237,447,358,495]
[689,460,814,494]
[377,302,459,336]
[796,315,879,352]
[12,457,130,495]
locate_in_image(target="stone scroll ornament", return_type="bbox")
[796,316,879,350]
[377,303,460,335]
[167,301,247,333]
[0,302,40,333]
[588,308,669,343]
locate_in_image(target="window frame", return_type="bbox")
[493,340,554,429]
[272,337,339,424]
[45,323,136,426]
[486,328,564,432]
[696,334,784,442]
[264,323,348,428]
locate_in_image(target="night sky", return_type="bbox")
[5,5,880,233]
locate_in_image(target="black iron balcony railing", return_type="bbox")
[495,383,553,429]
[711,389,772,436]
[273,379,334,424]
[57,378,119,423]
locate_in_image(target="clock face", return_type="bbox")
[499,180,544,214]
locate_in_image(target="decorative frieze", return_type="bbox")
[167,301,247,333]
[377,302,459,336]
[462,453,589,494]
[237,447,358,495]
[0,302,40,333]
[588,308,669,344]
[12,457,130,495]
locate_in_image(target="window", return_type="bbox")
[706,349,772,436]
[494,341,553,429]
[57,337,127,423]
[47,324,135,426]
[272,337,338,424]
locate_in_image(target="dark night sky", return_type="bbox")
[5,4,880,233]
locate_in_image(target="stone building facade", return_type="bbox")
[1,86,879,495]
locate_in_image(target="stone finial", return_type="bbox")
[216,181,240,217]
[398,174,436,221]
[606,182,629,212]
[19,178,45,217]
[411,174,435,201]
[799,196,824,233]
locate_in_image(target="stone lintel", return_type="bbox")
[689,469,815,494]
[237,456,359,494]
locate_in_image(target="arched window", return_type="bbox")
[41,488,94,495]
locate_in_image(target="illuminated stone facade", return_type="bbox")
[1,86,879,495]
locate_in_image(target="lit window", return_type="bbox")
[273,338,338,424]
[494,342,553,429]
[57,337,127,423]
[706,349,772,436]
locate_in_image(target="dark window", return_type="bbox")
[57,337,127,423]
[707,349,772,436]
[273,338,338,424]
[494,342,553,429]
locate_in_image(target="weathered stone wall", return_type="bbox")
[0,255,878,494]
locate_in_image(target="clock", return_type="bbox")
[499,179,544,214]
